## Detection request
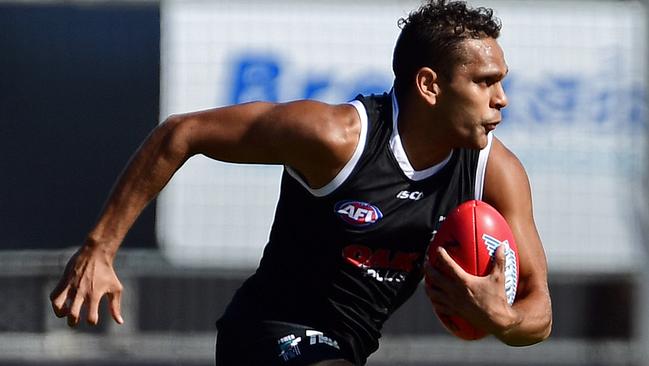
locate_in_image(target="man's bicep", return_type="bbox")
[170,100,360,189]
[169,101,288,164]
[482,138,548,295]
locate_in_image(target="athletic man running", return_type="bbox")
[50,1,552,365]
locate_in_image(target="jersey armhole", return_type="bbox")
[285,100,369,197]
[474,132,494,201]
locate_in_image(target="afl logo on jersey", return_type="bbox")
[334,200,383,227]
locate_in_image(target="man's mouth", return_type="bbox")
[484,121,500,132]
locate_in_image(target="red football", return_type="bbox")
[426,200,520,340]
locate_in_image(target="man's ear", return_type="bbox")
[415,67,441,105]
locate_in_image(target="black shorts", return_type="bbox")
[215,320,359,366]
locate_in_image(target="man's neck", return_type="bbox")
[396,101,453,171]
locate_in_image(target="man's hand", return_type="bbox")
[424,245,521,339]
[50,243,124,327]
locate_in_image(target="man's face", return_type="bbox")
[435,37,509,149]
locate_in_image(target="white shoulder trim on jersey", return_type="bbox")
[390,91,452,181]
[474,132,494,201]
[285,100,368,197]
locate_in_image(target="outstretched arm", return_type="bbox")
[426,137,552,345]
[50,101,361,326]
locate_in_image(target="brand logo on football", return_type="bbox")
[482,234,518,305]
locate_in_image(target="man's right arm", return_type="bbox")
[50,100,362,327]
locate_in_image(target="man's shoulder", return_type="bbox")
[352,92,392,125]
[354,92,391,108]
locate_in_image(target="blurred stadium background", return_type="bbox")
[1,0,648,365]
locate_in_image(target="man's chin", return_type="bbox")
[453,131,489,150]
[463,133,489,150]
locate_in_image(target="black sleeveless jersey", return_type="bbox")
[217,92,491,363]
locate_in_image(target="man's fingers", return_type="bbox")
[50,284,72,318]
[425,285,453,315]
[67,293,85,327]
[49,249,125,327]
[86,295,101,326]
[425,282,444,303]
[435,247,468,281]
[108,290,124,325]
[490,245,506,276]
[425,264,455,293]
[49,277,70,302]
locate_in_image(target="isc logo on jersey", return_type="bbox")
[396,190,423,200]
[334,200,383,227]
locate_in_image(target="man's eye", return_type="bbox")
[478,78,498,87]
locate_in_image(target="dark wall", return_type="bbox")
[0,3,160,248]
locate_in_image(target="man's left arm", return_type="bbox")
[426,137,552,346]
[481,136,552,345]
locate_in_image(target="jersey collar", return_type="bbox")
[389,89,453,181]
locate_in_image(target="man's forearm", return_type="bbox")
[86,117,191,255]
[494,288,552,346]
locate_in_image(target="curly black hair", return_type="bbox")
[392,0,502,98]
